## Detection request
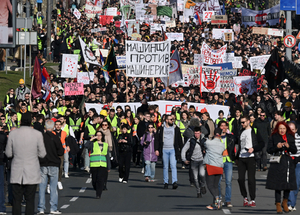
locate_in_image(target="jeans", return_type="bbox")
[288,163,300,207]
[38,166,59,212]
[84,142,90,168]
[64,152,69,174]
[144,160,156,179]
[12,184,37,215]
[0,62,5,71]
[218,161,233,202]
[206,172,221,201]
[0,165,5,213]
[162,149,177,184]
[190,160,205,194]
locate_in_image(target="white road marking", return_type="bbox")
[60,204,70,209]
[86,178,92,183]
[222,209,231,214]
[79,187,86,193]
[70,197,79,202]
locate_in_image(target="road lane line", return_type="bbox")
[70,197,79,202]
[79,187,86,193]
[60,204,70,209]
[86,178,92,183]
[222,209,231,214]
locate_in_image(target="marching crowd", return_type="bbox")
[1,0,300,214]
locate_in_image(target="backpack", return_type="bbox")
[186,137,206,161]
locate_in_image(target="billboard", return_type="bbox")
[0,0,16,48]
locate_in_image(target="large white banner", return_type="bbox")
[241,4,280,27]
[166,33,184,41]
[248,55,270,71]
[120,0,141,8]
[201,42,227,65]
[126,40,171,77]
[85,101,229,121]
[61,54,78,78]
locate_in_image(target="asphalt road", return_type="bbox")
[5,161,299,215]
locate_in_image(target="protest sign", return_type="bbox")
[201,42,227,65]
[219,69,237,93]
[150,23,166,34]
[73,8,81,19]
[223,32,233,41]
[170,3,177,18]
[61,54,78,78]
[210,62,233,70]
[104,7,118,16]
[65,83,84,96]
[212,29,234,41]
[201,66,221,93]
[223,53,235,63]
[203,11,215,22]
[85,0,102,18]
[233,57,243,68]
[126,40,171,77]
[166,33,184,41]
[120,0,141,8]
[177,0,184,11]
[194,54,204,66]
[248,55,270,71]
[99,49,108,57]
[241,4,280,27]
[127,20,140,37]
[268,28,284,37]
[166,20,176,28]
[116,56,126,68]
[252,27,268,35]
[211,15,227,24]
[185,66,200,86]
[239,68,256,76]
[91,27,107,33]
[77,72,94,85]
[233,76,257,95]
[86,101,229,121]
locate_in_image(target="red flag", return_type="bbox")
[99,15,114,26]
[41,67,51,102]
[31,56,42,99]
[196,12,201,25]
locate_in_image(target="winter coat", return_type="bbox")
[141,132,157,162]
[266,133,297,191]
[255,117,271,145]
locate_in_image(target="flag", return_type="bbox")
[222,2,226,15]
[79,36,101,66]
[185,0,196,9]
[102,42,118,85]
[264,48,284,89]
[31,56,43,99]
[194,12,201,25]
[161,49,182,85]
[157,6,172,18]
[99,15,114,26]
[161,26,168,41]
[103,70,110,83]
[99,50,105,65]
[41,67,51,101]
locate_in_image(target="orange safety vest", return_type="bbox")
[53,130,67,153]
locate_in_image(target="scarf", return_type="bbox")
[100,128,113,151]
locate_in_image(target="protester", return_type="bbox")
[266,121,297,214]
[0,122,7,215]
[6,114,46,215]
[38,119,64,215]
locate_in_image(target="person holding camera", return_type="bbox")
[140,123,157,182]
[266,121,297,214]
[118,124,132,184]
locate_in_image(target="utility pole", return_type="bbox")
[47,0,52,61]
[286,11,292,60]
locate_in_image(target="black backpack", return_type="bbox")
[186,137,206,161]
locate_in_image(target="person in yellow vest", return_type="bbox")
[53,120,68,190]
[215,110,227,128]
[107,109,118,136]
[7,112,18,131]
[217,120,237,208]
[85,131,111,199]
[4,88,16,108]
[36,13,43,29]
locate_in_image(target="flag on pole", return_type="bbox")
[31,56,43,99]
[161,49,182,85]
[194,12,201,25]
[41,67,51,101]
[79,36,101,66]
[161,26,168,41]
[222,2,226,15]
[102,42,118,85]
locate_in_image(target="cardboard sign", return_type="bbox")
[61,54,78,78]
[166,20,176,28]
[252,27,268,35]
[211,15,228,24]
[223,33,233,41]
[65,83,84,96]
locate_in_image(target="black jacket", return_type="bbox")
[0,131,7,165]
[225,133,238,161]
[118,132,133,152]
[254,117,271,145]
[39,131,64,167]
[235,128,263,160]
[154,124,183,160]
[266,133,297,190]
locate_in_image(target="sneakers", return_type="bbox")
[123,181,128,184]
[248,200,256,207]
[37,212,44,215]
[288,205,296,211]
[119,178,123,183]
[149,179,155,182]
[64,173,69,178]
[47,184,50,194]
[172,182,178,189]
[84,166,90,172]
[57,181,63,190]
[226,202,233,208]
[0,212,7,215]
[141,168,144,174]
[243,197,249,207]
[50,210,62,214]
[200,186,207,195]
[163,183,168,189]
[145,177,149,182]
[197,193,202,198]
